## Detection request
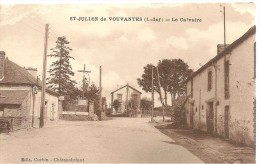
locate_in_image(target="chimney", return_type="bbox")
[0,51,5,80]
[26,67,37,78]
[217,44,230,54]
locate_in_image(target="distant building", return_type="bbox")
[111,84,142,113]
[184,26,256,146]
[0,51,61,128]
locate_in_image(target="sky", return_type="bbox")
[0,2,256,106]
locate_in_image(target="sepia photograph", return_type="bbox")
[0,0,258,163]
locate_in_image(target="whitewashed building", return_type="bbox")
[111,84,142,113]
[0,51,61,128]
[185,26,256,146]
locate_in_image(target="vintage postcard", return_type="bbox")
[0,0,258,163]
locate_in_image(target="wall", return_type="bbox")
[2,92,31,128]
[185,33,255,146]
[228,34,255,146]
[32,89,59,126]
[186,65,216,132]
[112,87,141,113]
[0,85,59,128]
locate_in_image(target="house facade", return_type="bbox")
[185,26,256,146]
[111,84,141,113]
[0,51,61,128]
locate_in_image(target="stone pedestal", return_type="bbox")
[89,101,98,121]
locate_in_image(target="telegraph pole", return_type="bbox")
[99,66,102,120]
[39,24,49,128]
[223,6,226,48]
[126,83,129,113]
[151,66,154,122]
[220,5,226,48]
[78,64,91,99]
[156,67,165,122]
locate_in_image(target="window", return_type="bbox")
[131,94,138,100]
[224,60,230,99]
[117,94,123,102]
[208,71,212,91]
[0,106,4,117]
[191,79,193,98]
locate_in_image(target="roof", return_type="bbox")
[185,25,256,83]
[111,84,142,94]
[0,90,29,105]
[0,59,59,97]
[0,59,38,85]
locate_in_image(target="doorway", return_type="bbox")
[224,106,230,139]
[190,103,194,128]
[207,102,214,135]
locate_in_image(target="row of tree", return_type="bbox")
[137,59,193,106]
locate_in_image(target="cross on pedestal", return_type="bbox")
[78,64,91,99]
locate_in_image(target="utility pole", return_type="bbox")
[223,6,226,48]
[99,66,102,120]
[220,5,226,48]
[156,67,165,121]
[126,83,129,116]
[39,24,49,128]
[151,66,154,122]
[78,64,91,99]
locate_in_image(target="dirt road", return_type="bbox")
[0,117,203,163]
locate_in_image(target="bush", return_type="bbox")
[106,108,112,116]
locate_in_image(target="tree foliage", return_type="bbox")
[47,36,77,96]
[140,98,152,111]
[113,99,121,113]
[128,97,139,111]
[166,59,193,105]
[77,82,99,101]
[137,64,164,105]
[137,59,193,106]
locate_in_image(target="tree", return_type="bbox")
[47,36,77,96]
[138,59,193,107]
[113,99,121,113]
[137,64,164,105]
[157,59,173,106]
[167,59,193,106]
[140,98,152,111]
[128,97,139,111]
[80,82,99,101]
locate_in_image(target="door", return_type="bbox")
[190,104,194,128]
[207,102,214,135]
[224,106,229,139]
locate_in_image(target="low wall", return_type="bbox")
[61,114,94,121]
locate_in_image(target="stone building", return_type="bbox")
[184,26,256,146]
[111,84,141,113]
[0,51,61,128]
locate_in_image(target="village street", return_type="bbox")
[0,117,203,163]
